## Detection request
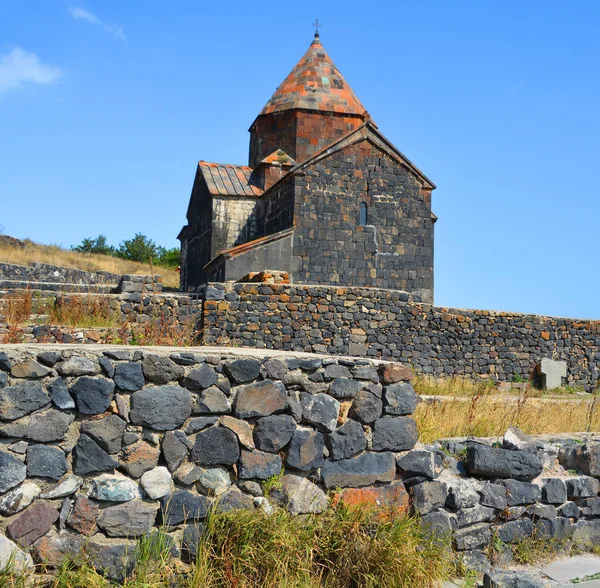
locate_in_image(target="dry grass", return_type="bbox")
[4,506,455,588]
[0,240,179,288]
[2,287,33,325]
[415,388,600,443]
[49,296,120,328]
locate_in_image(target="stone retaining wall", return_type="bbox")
[1,345,600,580]
[201,283,600,390]
[0,263,121,286]
[0,345,415,579]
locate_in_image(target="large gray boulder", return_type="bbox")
[70,377,115,415]
[130,385,191,430]
[321,451,396,488]
[300,392,339,433]
[97,501,158,537]
[327,420,366,460]
[285,427,324,472]
[0,409,74,442]
[190,426,240,466]
[235,380,288,418]
[372,417,418,451]
[142,354,184,384]
[26,445,68,480]
[465,442,543,481]
[254,414,296,452]
[0,451,27,494]
[0,381,50,421]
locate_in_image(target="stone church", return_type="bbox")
[178,32,437,303]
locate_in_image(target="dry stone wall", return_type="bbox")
[1,345,600,580]
[0,345,417,579]
[201,283,600,390]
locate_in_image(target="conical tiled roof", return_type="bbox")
[259,34,366,116]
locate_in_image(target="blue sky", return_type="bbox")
[1,1,598,319]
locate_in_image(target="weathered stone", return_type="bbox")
[193,387,231,414]
[496,518,534,543]
[465,442,543,481]
[457,505,496,527]
[119,439,160,478]
[103,350,131,361]
[113,362,145,391]
[216,486,254,512]
[181,524,204,562]
[235,380,288,418]
[31,532,85,567]
[0,450,27,493]
[185,416,219,434]
[97,501,158,537]
[498,479,542,506]
[541,477,567,504]
[566,476,600,498]
[281,475,327,515]
[574,443,600,477]
[421,511,455,536]
[80,414,126,454]
[11,359,51,379]
[220,416,255,449]
[0,352,11,372]
[329,377,363,400]
[182,364,218,391]
[87,537,137,581]
[286,427,324,472]
[40,475,83,499]
[528,503,557,519]
[0,372,6,388]
[338,480,409,516]
[558,501,580,520]
[74,434,119,475]
[536,516,572,541]
[327,419,366,460]
[480,483,507,510]
[37,351,61,367]
[349,389,383,424]
[57,356,98,377]
[239,449,282,480]
[89,473,140,502]
[170,352,197,366]
[7,501,59,547]
[160,431,188,472]
[0,535,33,573]
[224,359,261,383]
[142,354,185,384]
[130,385,191,430]
[99,357,115,378]
[70,377,115,415]
[300,392,339,433]
[197,468,232,496]
[262,358,288,380]
[573,519,600,548]
[503,426,536,453]
[0,381,50,421]
[410,481,447,515]
[321,451,396,488]
[0,481,40,515]
[0,408,74,442]
[397,450,443,481]
[372,417,418,451]
[383,382,417,415]
[322,364,351,380]
[454,523,491,551]
[26,444,67,480]
[48,377,75,410]
[160,491,211,526]
[380,364,413,384]
[191,426,240,466]
[483,570,545,588]
[174,461,203,486]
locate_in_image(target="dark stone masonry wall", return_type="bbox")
[2,345,600,580]
[201,283,600,391]
[0,263,121,286]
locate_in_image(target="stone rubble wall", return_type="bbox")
[1,345,600,579]
[201,283,600,390]
[0,345,416,579]
[0,263,121,286]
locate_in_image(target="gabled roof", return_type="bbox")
[198,162,263,197]
[258,34,367,117]
[287,120,436,191]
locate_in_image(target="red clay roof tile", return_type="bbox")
[259,35,366,117]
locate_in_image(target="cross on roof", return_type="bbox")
[313,18,322,37]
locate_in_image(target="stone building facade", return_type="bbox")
[179,33,437,303]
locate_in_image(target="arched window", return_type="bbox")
[359,202,368,226]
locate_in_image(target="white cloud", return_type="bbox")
[68,6,126,42]
[0,47,63,95]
